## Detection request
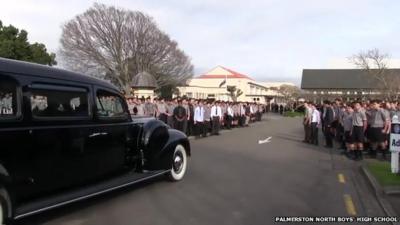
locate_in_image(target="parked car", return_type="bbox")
[0,57,191,224]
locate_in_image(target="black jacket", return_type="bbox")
[323,106,334,125]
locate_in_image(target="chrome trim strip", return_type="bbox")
[14,170,169,219]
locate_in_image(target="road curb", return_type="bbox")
[383,183,400,195]
[360,165,400,225]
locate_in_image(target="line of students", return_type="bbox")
[126,97,266,137]
[303,98,395,161]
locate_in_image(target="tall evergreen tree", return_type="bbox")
[0,20,56,66]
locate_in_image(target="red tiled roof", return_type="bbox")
[198,66,254,80]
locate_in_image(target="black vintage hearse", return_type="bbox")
[0,57,190,223]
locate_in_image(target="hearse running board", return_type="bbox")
[14,170,168,219]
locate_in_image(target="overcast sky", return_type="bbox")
[1,0,399,84]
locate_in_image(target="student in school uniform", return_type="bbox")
[194,100,206,138]
[303,102,312,143]
[225,102,234,130]
[156,98,168,123]
[343,105,354,157]
[323,100,335,148]
[187,99,195,136]
[367,100,389,159]
[173,100,187,132]
[204,101,212,135]
[144,97,156,117]
[310,103,321,145]
[211,101,222,135]
[239,103,246,127]
[136,98,145,116]
[232,103,239,127]
[350,102,367,160]
[245,103,251,126]
[182,99,190,134]
[382,102,392,154]
[166,99,176,128]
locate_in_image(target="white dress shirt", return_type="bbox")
[227,106,234,117]
[239,105,246,116]
[311,109,321,124]
[194,106,205,122]
[211,105,222,119]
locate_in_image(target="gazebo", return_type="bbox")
[130,71,158,99]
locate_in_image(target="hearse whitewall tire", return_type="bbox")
[0,188,11,225]
[168,144,187,181]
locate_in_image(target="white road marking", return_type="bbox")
[258,136,272,144]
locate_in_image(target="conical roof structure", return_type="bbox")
[131,71,158,89]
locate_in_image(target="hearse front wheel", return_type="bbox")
[167,144,187,181]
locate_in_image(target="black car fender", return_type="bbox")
[149,129,191,170]
[140,120,190,170]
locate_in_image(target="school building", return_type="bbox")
[301,68,400,102]
[176,66,294,104]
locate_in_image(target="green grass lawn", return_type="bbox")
[367,161,400,187]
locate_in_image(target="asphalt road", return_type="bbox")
[18,114,388,225]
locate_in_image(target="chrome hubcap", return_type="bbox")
[173,152,184,173]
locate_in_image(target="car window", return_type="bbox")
[0,76,18,119]
[30,87,89,118]
[96,90,127,118]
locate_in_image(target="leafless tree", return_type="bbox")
[277,84,301,103]
[59,3,193,93]
[349,48,400,99]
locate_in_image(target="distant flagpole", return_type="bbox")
[219,74,227,88]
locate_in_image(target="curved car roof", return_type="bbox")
[0,57,117,90]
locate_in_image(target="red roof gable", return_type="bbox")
[197,66,254,80]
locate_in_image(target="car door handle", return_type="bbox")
[89,132,108,138]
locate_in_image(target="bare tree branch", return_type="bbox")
[348,48,398,99]
[59,3,193,93]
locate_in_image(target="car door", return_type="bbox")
[84,87,132,178]
[14,82,95,201]
[0,73,29,200]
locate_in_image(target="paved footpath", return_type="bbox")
[18,114,389,225]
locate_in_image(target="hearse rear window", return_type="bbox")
[96,90,127,118]
[0,76,18,119]
[30,85,89,119]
